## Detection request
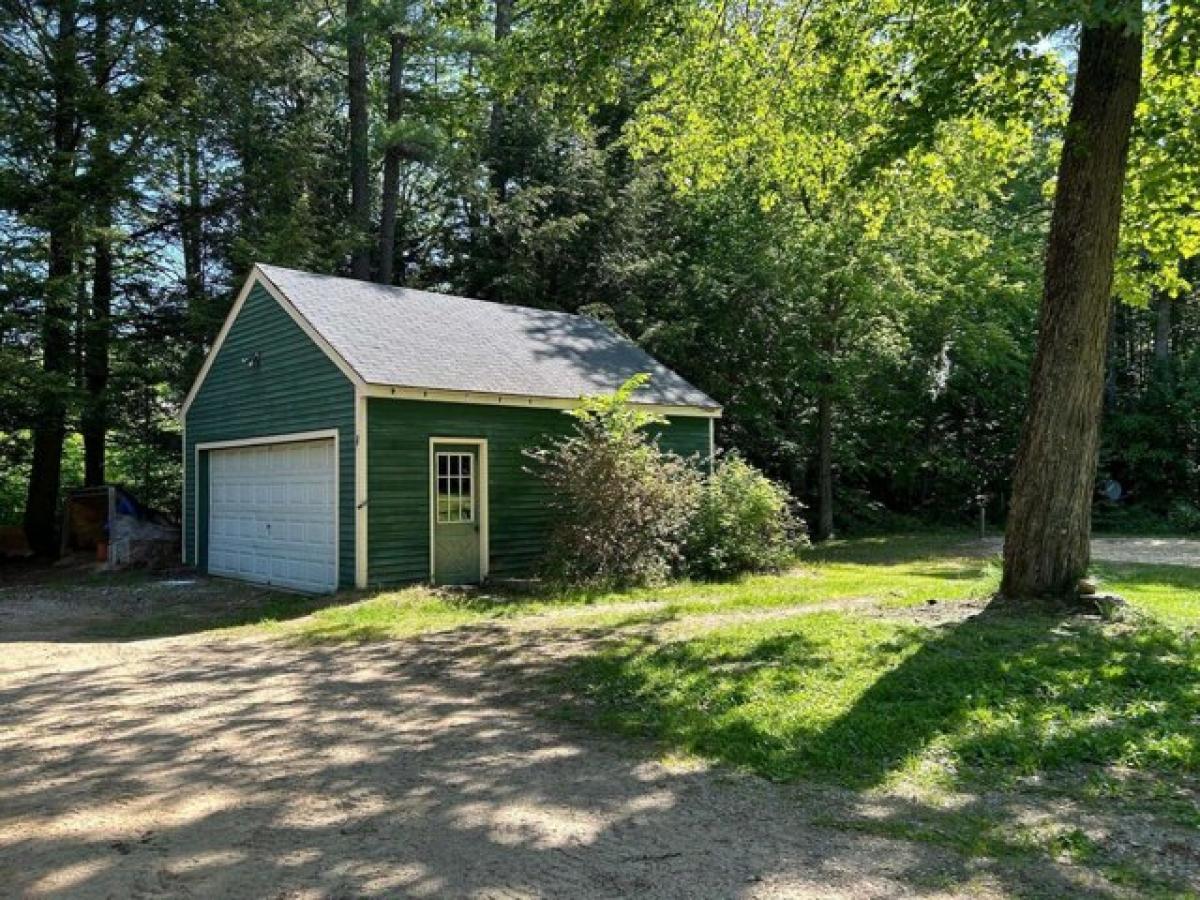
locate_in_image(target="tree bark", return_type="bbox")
[1153,294,1171,367]
[83,0,112,487]
[376,29,407,285]
[815,388,834,541]
[487,0,514,202]
[1000,20,1142,603]
[181,134,206,379]
[83,205,112,486]
[347,0,371,280]
[25,0,80,556]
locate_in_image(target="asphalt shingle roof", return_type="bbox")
[256,264,718,410]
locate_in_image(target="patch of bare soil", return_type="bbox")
[0,566,329,643]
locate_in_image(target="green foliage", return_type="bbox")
[687,454,806,579]
[1100,292,1200,521]
[3,0,1198,545]
[1167,500,1200,534]
[527,375,703,586]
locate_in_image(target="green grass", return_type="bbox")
[1095,560,1200,627]
[271,532,1000,642]
[550,606,1200,894]
[84,532,1198,645]
[555,611,1200,787]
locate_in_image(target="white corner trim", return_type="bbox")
[181,419,188,563]
[709,417,716,474]
[179,266,367,419]
[192,429,341,587]
[355,390,368,588]
[428,437,489,584]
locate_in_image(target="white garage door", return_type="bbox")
[208,438,337,593]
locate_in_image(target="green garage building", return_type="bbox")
[181,264,720,592]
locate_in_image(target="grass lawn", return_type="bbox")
[538,535,1200,895]
[254,531,1001,642]
[260,530,1198,640]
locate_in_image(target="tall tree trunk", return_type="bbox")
[376,29,407,285]
[25,0,80,556]
[347,0,371,280]
[1000,20,1142,603]
[815,388,834,541]
[1153,294,1171,369]
[181,135,206,380]
[83,207,112,486]
[487,0,514,202]
[83,0,112,487]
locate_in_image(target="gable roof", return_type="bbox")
[242,264,719,412]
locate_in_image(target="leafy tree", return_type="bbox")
[2,0,1197,571]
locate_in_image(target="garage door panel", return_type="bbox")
[208,437,336,593]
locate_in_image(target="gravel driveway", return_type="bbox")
[1,628,990,900]
[975,535,1200,568]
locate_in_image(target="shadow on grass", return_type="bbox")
[7,594,1195,896]
[564,608,1200,786]
[802,531,995,567]
[1094,559,1200,597]
[5,621,1109,899]
[82,585,359,640]
[902,563,993,581]
[553,606,1200,892]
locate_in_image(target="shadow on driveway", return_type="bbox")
[0,623,1113,899]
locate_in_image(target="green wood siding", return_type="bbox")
[183,283,356,587]
[366,398,711,584]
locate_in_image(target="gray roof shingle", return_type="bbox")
[256,264,719,410]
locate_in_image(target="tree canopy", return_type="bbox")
[1,0,1198,563]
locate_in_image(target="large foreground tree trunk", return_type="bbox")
[347,0,371,280]
[1000,20,1142,603]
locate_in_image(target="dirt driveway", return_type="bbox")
[2,631,985,900]
[0,552,1190,899]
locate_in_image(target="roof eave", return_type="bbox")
[361,382,722,417]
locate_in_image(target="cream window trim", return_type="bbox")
[435,451,475,524]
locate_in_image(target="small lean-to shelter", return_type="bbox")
[181,264,720,593]
[60,486,179,570]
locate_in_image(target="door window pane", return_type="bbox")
[435,452,474,523]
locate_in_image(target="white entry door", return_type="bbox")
[208,437,337,592]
